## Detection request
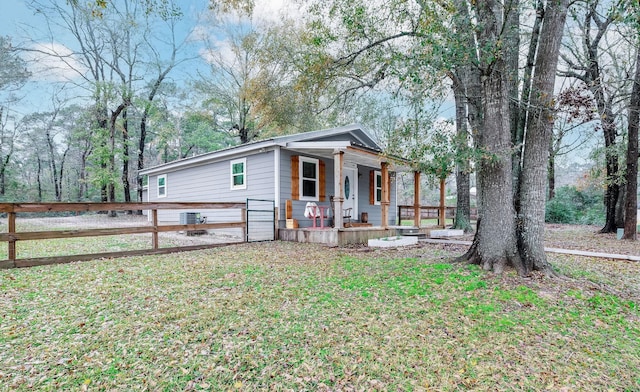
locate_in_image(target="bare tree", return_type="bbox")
[196,20,263,144]
[559,0,630,233]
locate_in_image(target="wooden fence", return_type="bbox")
[0,202,246,269]
[397,205,478,226]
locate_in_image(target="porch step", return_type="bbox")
[344,222,373,228]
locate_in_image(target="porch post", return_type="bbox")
[413,171,421,228]
[333,150,344,229]
[381,162,390,229]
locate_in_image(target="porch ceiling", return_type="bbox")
[284,141,413,172]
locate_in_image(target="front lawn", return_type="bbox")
[1,241,639,390]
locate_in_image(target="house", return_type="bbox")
[139,124,420,245]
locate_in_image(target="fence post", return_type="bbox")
[152,209,159,249]
[241,207,247,242]
[273,206,279,241]
[8,211,16,264]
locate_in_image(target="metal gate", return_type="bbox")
[246,199,276,242]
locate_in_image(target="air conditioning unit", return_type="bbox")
[179,212,201,225]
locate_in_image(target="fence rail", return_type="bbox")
[397,205,478,226]
[0,202,247,269]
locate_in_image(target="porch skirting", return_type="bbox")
[278,226,428,246]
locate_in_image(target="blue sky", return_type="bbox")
[1,0,293,117]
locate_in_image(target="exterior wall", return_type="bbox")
[144,144,397,229]
[147,151,275,224]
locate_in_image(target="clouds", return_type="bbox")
[193,0,302,67]
[24,42,87,82]
[253,0,302,22]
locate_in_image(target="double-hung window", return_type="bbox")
[230,158,247,190]
[157,174,167,198]
[300,157,319,200]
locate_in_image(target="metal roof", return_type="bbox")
[139,123,411,175]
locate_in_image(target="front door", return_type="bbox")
[343,166,358,218]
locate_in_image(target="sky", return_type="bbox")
[0,0,297,118]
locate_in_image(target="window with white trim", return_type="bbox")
[374,170,382,205]
[157,174,167,198]
[230,158,247,190]
[300,156,319,200]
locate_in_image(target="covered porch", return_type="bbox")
[279,139,435,245]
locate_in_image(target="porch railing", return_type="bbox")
[397,205,478,226]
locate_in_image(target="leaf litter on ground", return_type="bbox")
[0,225,639,391]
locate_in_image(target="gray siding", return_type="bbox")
[147,151,275,223]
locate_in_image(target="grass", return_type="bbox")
[1,241,639,391]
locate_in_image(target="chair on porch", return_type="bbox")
[304,202,329,228]
[343,207,352,225]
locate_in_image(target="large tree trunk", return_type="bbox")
[623,46,640,240]
[36,156,43,202]
[517,0,570,274]
[136,110,148,209]
[451,72,473,232]
[547,142,556,200]
[45,128,62,202]
[453,0,484,258]
[463,0,522,275]
[584,5,620,233]
[599,105,620,233]
[505,0,522,195]
[0,153,11,196]
[58,148,68,201]
[460,0,569,276]
[475,63,521,274]
[122,108,131,205]
[108,101,129,217]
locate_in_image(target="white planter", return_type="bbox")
[368,236,419,248]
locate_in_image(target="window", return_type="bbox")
[374,171,382,205]
[300,157,319,200]
[230,158,246,190]
[157,174,167,198]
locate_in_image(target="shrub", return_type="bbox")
[546,197,576,223]
[545,185,604,225]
